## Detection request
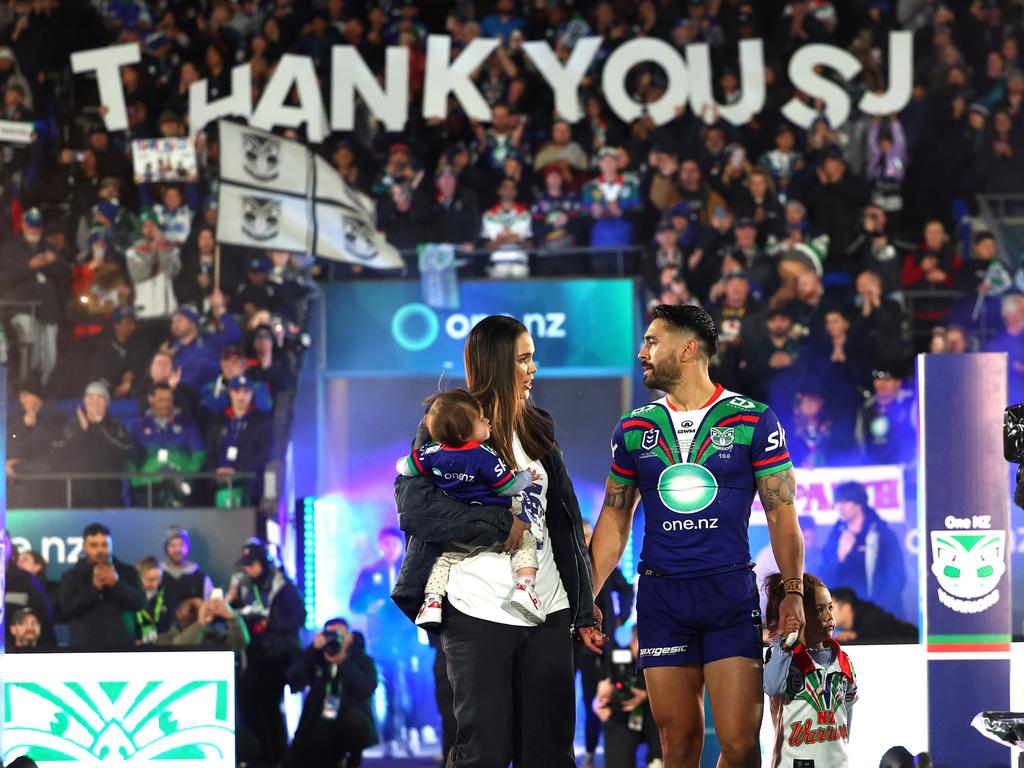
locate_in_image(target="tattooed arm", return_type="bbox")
[757,468,806,631]
[590,478,640,597]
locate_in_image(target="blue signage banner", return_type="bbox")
[918,352,1012,768]
[322,278,638,377]
[7,507,258,589]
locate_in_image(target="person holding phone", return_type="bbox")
[58,522,145,649]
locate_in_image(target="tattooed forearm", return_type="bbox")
[603,481,629,510]
[756,469,796,515]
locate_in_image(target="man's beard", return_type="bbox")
[644,364,680,392]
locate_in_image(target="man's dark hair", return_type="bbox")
[83,522,111,539]
[149,382,173,397]
[651,305,719,359]
[423,388,482,447]
[974,232,995,246]
[379,527,403,541]
[323,617,349,630]
[831,586,858,605]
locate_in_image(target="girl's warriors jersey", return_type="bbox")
[764,639,859,768]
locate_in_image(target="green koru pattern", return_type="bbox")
[4,679,234,763]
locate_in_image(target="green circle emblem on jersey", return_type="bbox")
[657,463,718,514]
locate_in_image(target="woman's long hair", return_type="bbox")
[464,316,553,468]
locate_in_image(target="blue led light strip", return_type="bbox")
[303,498,317,629]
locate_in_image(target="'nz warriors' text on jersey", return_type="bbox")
[609,387,793,576]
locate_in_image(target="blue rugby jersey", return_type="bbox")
[609,388,793,577]
[399,441,532,507]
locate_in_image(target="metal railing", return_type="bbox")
[10,471,257,509]
[902,288,998,347]
[319,244,646,280]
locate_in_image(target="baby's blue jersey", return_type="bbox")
[609,390,793,577]
[399,441,530,507]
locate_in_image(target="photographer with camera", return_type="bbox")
[593,627,663,768]
[286,618,378,768]
[228,539,305,766]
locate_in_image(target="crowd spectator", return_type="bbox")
[126,212,181,320]
[59,522,145,649]
[52,381,133,507]
[0,207,63,385]
[86,306,146,399]
[168,298,241,392]
[583,148,639,253]
[229,539,306,767]
[205,375,272,504]
[15,549,62,622]
[480,176,532,277]
[8,608,46,651]
[429,166,480,250]
[135,555,169,642]
[831,587,918,644]
[818,481,907,618]
[160,525,214,618]
[200,345,272,416]
[129,382,205,504]
[6,376,63,507]
[248,326,292,404]
[531,164,581,258]
[159,594,248,651]
[987,292,1024,403]
[4,534,56,650]
[855,361,917,466]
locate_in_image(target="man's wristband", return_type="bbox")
[783,577,804,596]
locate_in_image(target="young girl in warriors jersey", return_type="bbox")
[763,572,859,768]
[396,388,545,628]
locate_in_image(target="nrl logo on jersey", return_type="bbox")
[641,429,660,451]
[710,427,735,448]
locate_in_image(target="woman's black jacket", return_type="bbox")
[390,411,597,634]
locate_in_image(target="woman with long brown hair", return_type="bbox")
[393,315,603,767]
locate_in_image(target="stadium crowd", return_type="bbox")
[3,0,1024,505]
[4,4,1018,765]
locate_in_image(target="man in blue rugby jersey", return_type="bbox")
[590,305,806,768]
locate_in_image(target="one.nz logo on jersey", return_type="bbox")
[657,463,718,514]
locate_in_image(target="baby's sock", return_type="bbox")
[515,575,535,587]
[425,592,443,603]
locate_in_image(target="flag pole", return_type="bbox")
[214,244,221,293]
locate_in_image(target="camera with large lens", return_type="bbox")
[323,630,344,656]
[609,648,642,709]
